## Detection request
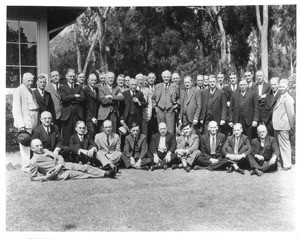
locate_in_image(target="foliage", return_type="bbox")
[6,94,19,152]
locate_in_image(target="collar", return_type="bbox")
[67,82,74,88]
[43,125,50,132]
[38,88,44,95]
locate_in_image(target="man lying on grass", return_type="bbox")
[29,139,118,182]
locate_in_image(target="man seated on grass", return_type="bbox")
[194,121,230,171]
[172,123,200,172]
[69,121,100,167]
[147,122,177,171]
[222,123,251,175]
[122,122,152,170]
[248,125,279,176]
[29,139,117,182]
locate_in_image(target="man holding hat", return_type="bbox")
[13,72,39,173]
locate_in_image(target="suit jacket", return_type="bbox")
[32,124,63,151]
[176,134,199,154]
[252,82,271,103]
[153,82,179,110]
[45,83,62,119]
[179,87,202,123]
[84,85,100,122]
[251,136,279,160]
[120,90,147,125]
[200,133,226,161]
[69,134,98,154]
[229,89,259,125]
[33,89,56,121]
[123,134,148,159]
[138,87,153,120]
[200,88,227,123]
[97,85,124,120]
[94,132,121,152]
[59,83,85,121]
[149,132,177,155]
[272,92,295,130]
[222,134,251,156]
[223,84,239,103]
[216,82,229,90]
[12,83,39,129]
[264,90,281,124]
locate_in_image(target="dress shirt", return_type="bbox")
[158,136,167,153]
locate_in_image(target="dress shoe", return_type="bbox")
[184,166,191,173]
[151,164,161,171]
[226,166,233,173]
[282,166,292,171]
[141,165,149,171]
[172,164,178,170]
[254,169,263,177]
[235,168,245,175]
[106,169,116,178]
[194,165,206,170]
[250,170,256,176]
[163,165,168,170]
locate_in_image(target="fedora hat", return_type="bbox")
[118,124,129,136]
[17,130,32,147]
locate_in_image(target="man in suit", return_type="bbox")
[172,123,200,172]
[200,75,227,135]
[248,125,279,176]
[153,70,179,134]
[69,121,99,166]
[222,123,252,175]
[32,111,70,160]
[29,139,117,182]
[203,75,209,89]
[84,73,100,139]
[216,73,228,90]
[94,120,122,169]
[122,122,152,170]
[252,70,271,124]
[265,77,281,136]
[244,69,255,91]
[95,72,107,88]
[59,68,85,146]
[194,121,230,171]
[33,75,56,122]
[229,79,259,141]
[45,70,62,129]
[147,122,177,171]
[136,74,152,135]
[196,75,205,91]
[117,74,127,93]
[171,72,181,85]
[178,76,201,128]
[272,79,295,170]
[97,72,124,133]
[13,72,39,172]
[120,78,147,130]
[76,72,86,88]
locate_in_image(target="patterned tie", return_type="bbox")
[234,137,239,155]
[211,136,216,154]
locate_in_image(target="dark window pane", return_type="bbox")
[21,67,37,88]
[21,44,37,66]
[20,21,37,43]
[6,43,19,65]
[7,20,19,42]
[6,66,20,88]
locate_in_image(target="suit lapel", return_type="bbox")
[50,125,56,149]
[186,88,195,104]
[205,134,211,152]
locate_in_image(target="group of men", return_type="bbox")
[12,68,295,181]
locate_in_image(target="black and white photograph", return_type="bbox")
[3,0,298,237]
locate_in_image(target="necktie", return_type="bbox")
[184,136,189,148]
[234,137,239,155]
[47,127,52,146]
[211,136,216,154]
[107,134,110,147]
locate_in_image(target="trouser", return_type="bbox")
[248,155,278,172]
[155,107,175,134]
[61,112,82,146]
[121,153,152,168]
[175,150,200,166]
[238,115,257,141]
[274,130,292,168]
[20,127,35,173]
[195,154,231,170]
[147,150,176,167]
[57,163,106,180]
[147,114,158,145]
[96,151,122,167]
[141,119,148,136]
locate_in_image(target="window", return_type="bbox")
[6,20,38,88]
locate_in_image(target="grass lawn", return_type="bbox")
[6,153,295,231]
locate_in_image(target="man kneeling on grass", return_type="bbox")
[29,139,117,182]
[248,124,279,176]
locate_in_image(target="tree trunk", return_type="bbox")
[256,5,269,82]
[82,30,99,75]
[73,24,82,73]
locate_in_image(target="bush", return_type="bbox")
[6,94,19,152]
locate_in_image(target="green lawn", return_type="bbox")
[6,153,295,231]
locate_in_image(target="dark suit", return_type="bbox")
[248,136,279,172]
[147,132,177,166]
[200,88,227,134]
[252,82,271,123]
[196,132,230,170]
[264,90,281,136]
[69,134,99,165]
[32,124,70,160]
[59,83,85,145]
[33,89,56,122]
[84,85,100,139]
[229,90,259,140]
[122,134,151,168]
[120,90,147,128]
[222,134,252,169]
[97,85,124,133]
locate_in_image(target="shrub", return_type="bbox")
[6,94,19,152]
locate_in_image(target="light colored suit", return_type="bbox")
[45,83,62,120]
[94,132,122,166]
[13,84,39,172]
[272,92,295,168]
[176,134,200,166]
